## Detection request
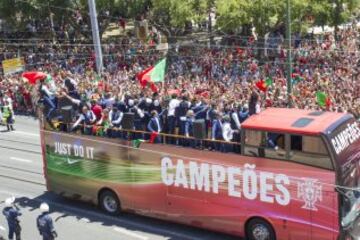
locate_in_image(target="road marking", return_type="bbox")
[10,157,33,163]
[0,226,5,231]
[13,131,39,138]
[114,227,149,240]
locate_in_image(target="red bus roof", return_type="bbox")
[242,108,351,135]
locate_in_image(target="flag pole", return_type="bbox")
[88,0,103,76]
[286,0,293,107]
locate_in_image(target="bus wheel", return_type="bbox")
[246,218,276,240]
[99,190,121,215]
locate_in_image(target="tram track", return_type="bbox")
[0,163,45,186]
[0,138,41,147]
[0,144,41,155]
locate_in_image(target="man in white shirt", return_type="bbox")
[167,94,180,144]
[222,115,240,153]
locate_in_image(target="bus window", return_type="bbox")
[244,130,286,160]
[289,135,333,170]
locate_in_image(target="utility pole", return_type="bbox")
[88,0,103,75]
[286,0,292,107]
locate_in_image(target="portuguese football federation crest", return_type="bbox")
[297,178,322,211]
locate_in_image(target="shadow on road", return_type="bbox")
[14,192,239,240]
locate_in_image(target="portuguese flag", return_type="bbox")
[255,78,273,92]
[22,71,47,85]
[316,91,332,108]
[137,58,166,92]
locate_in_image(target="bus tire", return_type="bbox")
[245,218,276,240]
[99,190,121,215]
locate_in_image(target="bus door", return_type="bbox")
[243,130,312,239]
[288,134,335,240]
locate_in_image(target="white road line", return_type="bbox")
[13,131,39,138]
[114,227,149,240]
[10,157,33,163]
[0,226,5,231]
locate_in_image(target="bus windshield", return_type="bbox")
[329,119,360,234]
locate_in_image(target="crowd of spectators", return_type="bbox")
[0,24,359,151]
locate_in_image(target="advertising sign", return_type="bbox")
[2,57,25,75]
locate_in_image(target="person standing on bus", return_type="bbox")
[249,92,261,116]
[2,99,15,131]
[176,96,191,146]
[184,110,196,148]
[239,104,250,123]
[71,106,96,135]
[147,110,162,143]
[223,115,240,153]
[212,111,224,151]
[167,94,180,144]
[109,106,123,138]
[37,203,57,240]
[2,197,21,240]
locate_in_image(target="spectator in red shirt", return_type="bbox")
[90,100,102,121]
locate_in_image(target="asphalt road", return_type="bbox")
[0,116,239,240]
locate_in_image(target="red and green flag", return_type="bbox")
[292,73,304,85]
[137,58,167,93]
[255,78,273,92]
[22,71,47,85]
[316,91,332,107]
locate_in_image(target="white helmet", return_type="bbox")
[40,203,49,213]
[5,197,15,207]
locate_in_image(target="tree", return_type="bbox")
[148,0,209,42]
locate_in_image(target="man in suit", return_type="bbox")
[184,110,196,148]
[176,96,191,146]
[147,110,162,143]
[109,106,123,138]
[212,111,223,151]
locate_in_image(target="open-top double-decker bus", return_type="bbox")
[40,108,360,240]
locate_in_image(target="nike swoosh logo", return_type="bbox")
[67,157,80,165]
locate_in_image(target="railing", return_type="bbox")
[43,118,242,152]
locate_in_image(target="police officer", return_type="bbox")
[1,100,15,131]
[2,197,21,240]
[37,203,57,240]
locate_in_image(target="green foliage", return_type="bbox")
[0,0,359,38]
